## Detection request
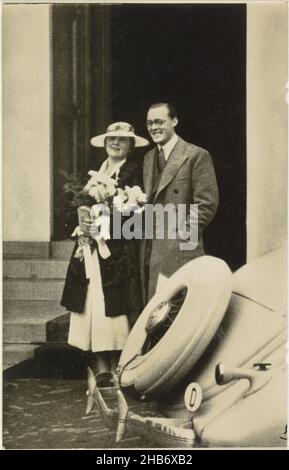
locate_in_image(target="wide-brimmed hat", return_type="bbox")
[90,122,149,148]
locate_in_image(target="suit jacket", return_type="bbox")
[141,136,219,302]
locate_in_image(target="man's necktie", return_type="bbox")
[158,147,166,171]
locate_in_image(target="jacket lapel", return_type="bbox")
[154,138,188,202]
[143,148,155,199]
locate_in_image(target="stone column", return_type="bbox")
[3,4,51,243]
[247,3,287,261]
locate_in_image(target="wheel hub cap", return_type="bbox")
[145,301,172,335]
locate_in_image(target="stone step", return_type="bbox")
[3,241,74,260]
[3,241,49,259]
[3,344,40,369]
[3,316,62,344]
[3,300,67,320]
[4,279,65,301]
[3,241,75,259]
[50,240,74,259]
[3,259,68,279]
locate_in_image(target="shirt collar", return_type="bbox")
[158,134,178,161]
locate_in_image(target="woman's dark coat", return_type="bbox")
[60,157,143,327]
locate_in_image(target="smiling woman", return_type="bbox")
[61,121,149,414]
[106,136,132,159]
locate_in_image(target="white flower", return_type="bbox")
[116,188,128,203]
[88,170,98,177]
[113,189,129,212]
[137,192,147,204]
[87,170,116,187]
[83,180,94,192]
[89,186,103,201]
[124,185,147,205]
[105,183,117,197]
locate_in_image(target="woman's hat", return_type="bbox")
[90,122,149,148]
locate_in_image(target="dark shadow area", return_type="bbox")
[3,344,86,380]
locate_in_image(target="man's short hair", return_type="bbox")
[148,102,178,120]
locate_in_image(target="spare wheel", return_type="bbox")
[118,255,232,400]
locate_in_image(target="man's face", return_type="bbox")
[146,106,178,146]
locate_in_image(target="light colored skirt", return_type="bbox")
[68,249,130,352]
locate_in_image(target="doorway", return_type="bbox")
[52,3,246,271]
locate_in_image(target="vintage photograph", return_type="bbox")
[2,1,288,449]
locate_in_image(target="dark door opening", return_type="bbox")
[52,3,246,271]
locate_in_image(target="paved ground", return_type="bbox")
[3,378,159,450]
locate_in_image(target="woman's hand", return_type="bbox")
[80,217,93,237]
[78,234,93,247]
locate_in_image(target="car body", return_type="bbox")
[93,246,287,448]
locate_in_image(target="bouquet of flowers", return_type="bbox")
[64,170,147,213]
[63,170,147,277]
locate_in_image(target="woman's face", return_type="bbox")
[105,136,132,160]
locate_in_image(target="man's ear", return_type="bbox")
[172,117,178,128]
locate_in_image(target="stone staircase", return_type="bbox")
[3,241,74,370]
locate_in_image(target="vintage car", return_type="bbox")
[88,246,287,448]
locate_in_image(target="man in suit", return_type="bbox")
[141,102,219,302]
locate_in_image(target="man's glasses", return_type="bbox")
[146,119,168,128]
